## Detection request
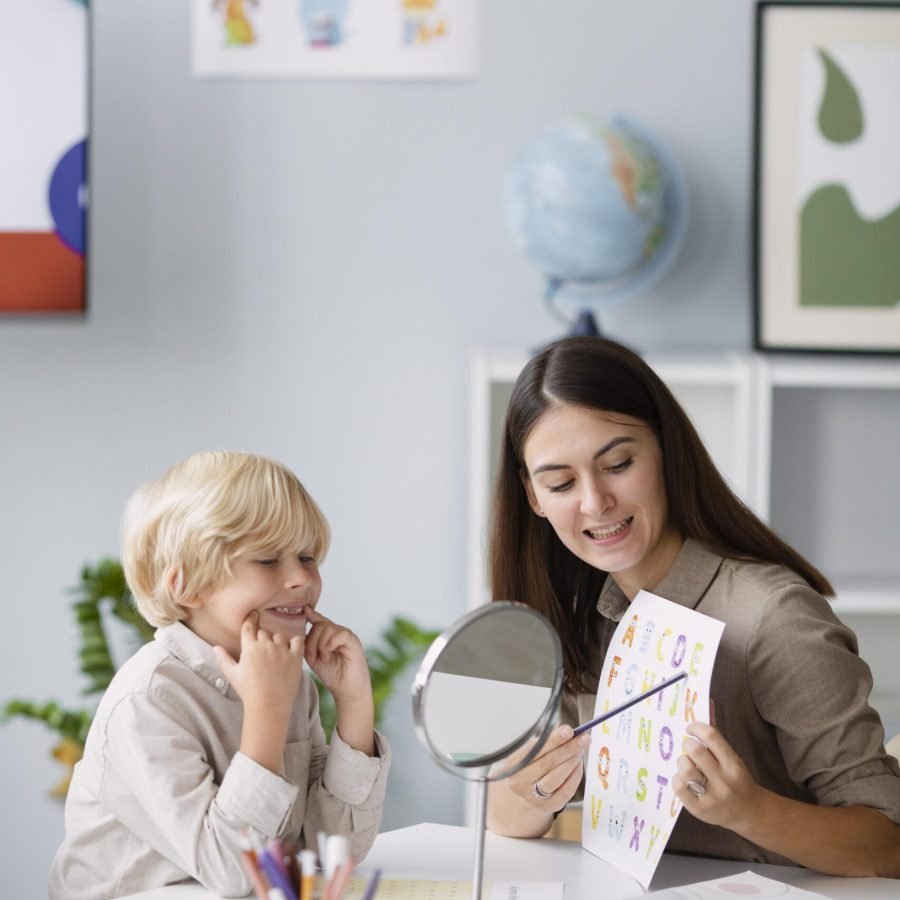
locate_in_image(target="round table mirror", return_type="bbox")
[411,602,564,900]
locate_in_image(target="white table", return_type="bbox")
[121,822,899,899]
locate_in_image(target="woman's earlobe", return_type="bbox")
[520,472,544,518]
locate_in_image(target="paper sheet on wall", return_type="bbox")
[192,0,478,79]
[581,590,724,889]
[344,878,564,900]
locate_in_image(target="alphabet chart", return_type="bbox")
[581,590,724,889]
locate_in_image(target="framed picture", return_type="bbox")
[753,1,900,353]
[0,0,88,315]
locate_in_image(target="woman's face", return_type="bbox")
[521,404,683,598]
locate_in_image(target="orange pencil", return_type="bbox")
[240,848,270,900]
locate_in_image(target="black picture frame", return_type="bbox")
[752,1,900,354]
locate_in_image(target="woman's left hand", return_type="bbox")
[673,722,766,833]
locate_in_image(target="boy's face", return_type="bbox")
[184,549,322,659]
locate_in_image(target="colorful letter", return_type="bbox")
[655,774,668,809]
[635,767,648,802]
[607,655,622,688]
[624,663,638,695]
[656,627,671,661]
[608,806,624,840]
[637,716,652,753]
[621,614,638,647]
[638,620,655,653]
[671,633,687,668]
[658,725,674,761]
[668,681,681,717]
[689,642,704,677]
[597,746,610,790]
[646,825,666,859]
[684,687,698,723]
[629,816,645,852]
[591,796,602,830]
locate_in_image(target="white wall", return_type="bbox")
[1,1,762,896]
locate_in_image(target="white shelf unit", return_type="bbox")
[468,349,900,737]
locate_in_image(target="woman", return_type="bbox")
[486,336,900,877]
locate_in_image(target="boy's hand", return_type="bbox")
[304,609,375,756]
[213,611,305,773]
[303,609,369,700]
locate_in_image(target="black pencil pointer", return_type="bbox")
[573,670,688,737]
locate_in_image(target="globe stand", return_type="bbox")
[544,277,603,340]
[569,308,601,337]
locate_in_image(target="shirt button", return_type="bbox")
[215,677,225,689]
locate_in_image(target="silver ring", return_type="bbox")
[532,780,553,800]
[686,776,707,797]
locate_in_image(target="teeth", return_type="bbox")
[273,607,304,615]
[587,519,630,540]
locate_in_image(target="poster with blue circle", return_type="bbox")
[0,0,87,314]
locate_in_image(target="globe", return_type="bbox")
[504,115,688,335]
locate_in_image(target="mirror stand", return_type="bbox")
[411,602,564,900]
[472,777,487,900]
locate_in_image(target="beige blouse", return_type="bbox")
[562,538,900,865]
[49,622,390,899]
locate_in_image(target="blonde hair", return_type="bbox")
[122,450,330,627]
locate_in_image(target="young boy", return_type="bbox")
[50,451,391,899]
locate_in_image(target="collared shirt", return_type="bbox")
[562,538,900,865]
[49,622,391,899]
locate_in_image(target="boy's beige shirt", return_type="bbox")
[563,538,900,865]
[50,622,390,900]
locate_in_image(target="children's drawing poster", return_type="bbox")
[0,0,87,314]
[192,0,478,79]
[581,590,724,889]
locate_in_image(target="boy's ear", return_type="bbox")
[166,565,204,610]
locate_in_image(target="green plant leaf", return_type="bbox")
[1,699,93,745]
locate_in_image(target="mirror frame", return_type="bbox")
[410,601,564,781]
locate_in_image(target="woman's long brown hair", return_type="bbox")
[488,337,833,692]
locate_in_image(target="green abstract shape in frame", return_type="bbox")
[816,48,864,143]
[800,185,900,308]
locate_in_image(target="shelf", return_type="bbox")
[832,584,900,616]
[764,355,900,389]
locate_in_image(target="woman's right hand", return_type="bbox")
[488,725,591,837]
[509,725,591,810]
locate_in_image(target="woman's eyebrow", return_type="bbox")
[531,436,635,475]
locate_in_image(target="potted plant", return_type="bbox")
[1,559,440,797]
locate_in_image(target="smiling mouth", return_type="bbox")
[585,518,632,540]
[269,606,306,616]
